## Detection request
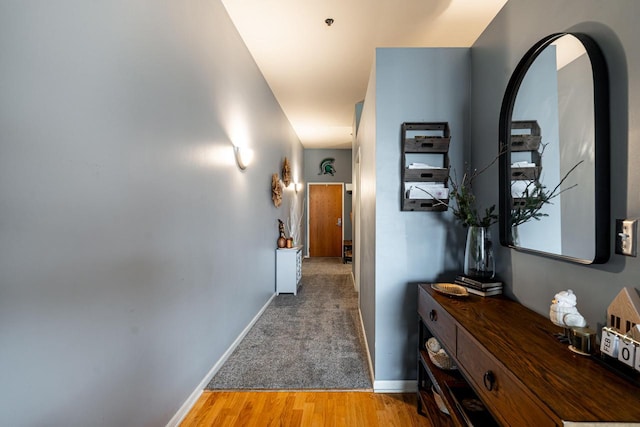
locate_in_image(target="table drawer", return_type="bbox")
[418,286,456,353]
[456,328,557,426]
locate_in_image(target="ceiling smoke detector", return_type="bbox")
[325,18,334,26]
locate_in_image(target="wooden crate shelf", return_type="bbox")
[510,166,542,181]
[512,197,544,209]
[402,198,448,212]
[404,137,451,153]
[510,120,543,209]
[511,134,541,151]
[401,122,451,212]
[404,168,450,182]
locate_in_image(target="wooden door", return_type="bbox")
[309,184,343,257]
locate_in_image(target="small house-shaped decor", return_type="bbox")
[607,287,640,340]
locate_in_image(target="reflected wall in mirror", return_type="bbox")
[498,33,610,264]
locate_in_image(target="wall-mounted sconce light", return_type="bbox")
[234,146,254,170]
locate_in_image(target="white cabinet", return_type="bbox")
[276,246,302,295]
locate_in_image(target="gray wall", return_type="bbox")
[0,1,303,426]
[470,0,637,327]
[304,149,353,243]
[357,48,470,383]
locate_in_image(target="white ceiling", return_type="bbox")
[222,0,508,149]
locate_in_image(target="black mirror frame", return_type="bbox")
[498,32,610,264]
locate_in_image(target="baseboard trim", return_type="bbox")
[373,380,417,393]
[357,307,375,387]
[356,307,416,394]
[166,293,276,427]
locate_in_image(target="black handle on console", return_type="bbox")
[483,371,495,391]
[429,309,437,321]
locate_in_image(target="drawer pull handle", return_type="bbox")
[429,310,437,321]
[483,371,495,391]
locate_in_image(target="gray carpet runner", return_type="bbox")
[206,258,372,390]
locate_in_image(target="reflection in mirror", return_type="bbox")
[499,33,609,264]
[512,35,594,258]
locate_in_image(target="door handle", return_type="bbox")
[337,218,342,226]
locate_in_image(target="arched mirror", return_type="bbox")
[498,33,610,264]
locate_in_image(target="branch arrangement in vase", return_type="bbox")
[415,150,502,228]
[447,161,499,228]
[510,144,583,227]
[417,144,581,229]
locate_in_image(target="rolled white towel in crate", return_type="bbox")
[511,180,535,198]
[407,162,439,169]
[405,182,448,200]
[512,161,537,168]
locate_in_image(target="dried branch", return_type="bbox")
[418,141,581,229]
[510,159,583,227]
[437,146,506,227]
[286,193,305,244]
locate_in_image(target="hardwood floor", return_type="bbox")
[180,391,433,427]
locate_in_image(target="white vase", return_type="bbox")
[463,226,495,279]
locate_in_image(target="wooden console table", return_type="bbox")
[417,283,640,426]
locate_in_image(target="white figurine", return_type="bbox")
[549,289,587,328]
